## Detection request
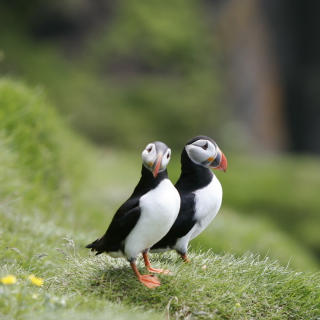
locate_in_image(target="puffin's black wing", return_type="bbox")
[86,164,168,255]
[151,191,196,250]
[86,198,141,255]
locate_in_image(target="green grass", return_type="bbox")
[191,209,320,271]
[1,78,320,319]
[220,154,320,258]
[2,246,320,320]
[50,248,320,319]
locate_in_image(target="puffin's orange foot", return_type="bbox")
[138,274,161,288]
[180,254,190,263]
[147,267,171,275]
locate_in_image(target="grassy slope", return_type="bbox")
[191,209,320,271]
[0,78,320,319]
[221,155,320,258]
[51,249,320,319]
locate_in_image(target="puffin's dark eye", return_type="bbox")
[202,142,208,150]
[147,147,152,153]
[167,153,170,159]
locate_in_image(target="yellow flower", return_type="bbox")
[235,302,241,308]
[29,275,44,287]
[1,274,17,285]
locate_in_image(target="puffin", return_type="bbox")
[151,135,227,262]
[86,141,180,288]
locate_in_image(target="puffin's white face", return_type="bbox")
[185,139,217,167]
[185,138,227,171]
[142,142,171,177]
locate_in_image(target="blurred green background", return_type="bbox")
[1,0,320,270]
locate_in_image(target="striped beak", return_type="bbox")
[209,149,227,172]
[152,153,163,178]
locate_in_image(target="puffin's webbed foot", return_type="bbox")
[138,274,161,288]
[179,253,190,263]
[147,267,171,275]
[142,252,171,275]
[130,261,161,288]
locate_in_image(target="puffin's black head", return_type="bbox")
[142,141,172,178]
[184,135,227,172]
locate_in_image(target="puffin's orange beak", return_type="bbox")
[215,152,227,172]
[210,150,227,172]
[152,154,163,178]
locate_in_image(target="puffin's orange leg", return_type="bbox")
[180,254,190,263]
[142,252,171,275]
[130,262,161,288]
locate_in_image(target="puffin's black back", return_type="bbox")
[151,136,214,252]
[86,165,168,254]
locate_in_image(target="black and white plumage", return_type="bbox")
[86,141,180,288]
[151,135,227,262]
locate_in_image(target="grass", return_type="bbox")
[221,154,320,257]
[2,244,320,320]
[1,78,320,319]
[191,209,320,271]
[53,248,320,319]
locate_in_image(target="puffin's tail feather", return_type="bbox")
[85,239,99,251]
[86,237,105,255]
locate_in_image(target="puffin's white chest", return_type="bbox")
[124,179,180,259]
[190,175,222,239]
[173,175,222,254]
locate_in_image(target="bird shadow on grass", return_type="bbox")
[86,266,177,312]
[86,253,186,297]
